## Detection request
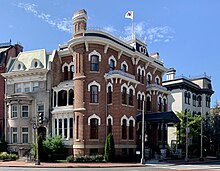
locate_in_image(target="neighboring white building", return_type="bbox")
[162,68,214,146]
[163,68,214,116]
[2,49,55,156]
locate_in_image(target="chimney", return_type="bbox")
[72,9,87,36]
[166,68,176,80]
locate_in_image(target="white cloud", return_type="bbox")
[103,26,117,34]
[17,3,72,33]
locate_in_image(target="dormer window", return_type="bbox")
[31,59,42,69]
[18,64,21,70]
[34,61,38,68]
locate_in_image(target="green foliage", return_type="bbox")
[104,133,115,162]
[32,136,65,161]
[176,111,203,144]
[0,136,7,152]
[66,155,104,163]
[0,152,18,161]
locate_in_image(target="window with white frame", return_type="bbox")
[22,127,28,143]
[11,127,18,144]
[11,105,18,118]
[21,105,29,118]
[58,119,62,136]
[55,118,57,135]
[15,83,22,93]
[33,82,39,92]
[64,118,68,138]
[70,118,74,139]
[24,82,30,92]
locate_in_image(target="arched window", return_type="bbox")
[141,70,145,84]
[90,118,98,139]
[109,59,115,71]
[58,90,67,106]
[156,77,160,85]
[147,74,151,85]
[129,120,134,140]
[197,95,202,107]
[137,69,141,82]
[122,87,127,104]
[107,86,112,104]
[141,95,145,110]
[163,98,167,112]
[70,65,74,80]
[122,119,127,139]
[64,66,68,80]
[121,61,128,72]
[138,94,141,110]
[146,96,151,111]
[188,92,191,105]
[128,89,133,106]
[90,55,99,71]
[107,118,112,135]
[69,89,74,105]
[90,85,98,103]
[184,92,188,104]
[158,97,162,112]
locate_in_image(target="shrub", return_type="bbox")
[66,155,74,163]
[104,134,115,162]
[0,152,18,161]
[66,155,104,163]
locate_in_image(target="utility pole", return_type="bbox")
[141,100,145,164]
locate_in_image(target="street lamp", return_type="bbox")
[185,112,189,162]
[141,100,145,164]
[200,106,204,161]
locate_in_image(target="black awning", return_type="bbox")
[136,111,180,123]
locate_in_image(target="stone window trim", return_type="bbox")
[88,114,101,126]
[146,94,151,101]
[14,61,25,71]
[31,59,43,69]
[128,85,135,95]
[108,55,117,67]
[121,61,128,72]
[88,50,101,62]
[106,114,113,125]
[120,115,129,126]
[62,62,74,72]
[121,83,130,94]
[155,75,161,84]
[137,91,145,101]
[107,82,113,92]
[21,105,29,118]
[137,65,145,76]
[88,81,101,92]
[146,72,152,80]
[128,116,135,127]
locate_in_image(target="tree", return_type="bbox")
[176,111,202,156]
[104,133,115,162]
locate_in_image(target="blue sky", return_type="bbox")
[1,0,220,106]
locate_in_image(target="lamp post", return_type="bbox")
[141,100,145,164]
[200,106,204,161]
[185,112,189,162]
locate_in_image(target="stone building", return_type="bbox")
[2,49,56,156]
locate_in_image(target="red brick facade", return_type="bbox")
[0,43,23,138]
[53,9,169,156]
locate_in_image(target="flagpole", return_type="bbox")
[132,17,134,40]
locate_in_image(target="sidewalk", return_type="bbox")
[0,157,218,168]
[0,160,144,168]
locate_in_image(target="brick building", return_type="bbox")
[0,41,23,138]
[50,9,177,157]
